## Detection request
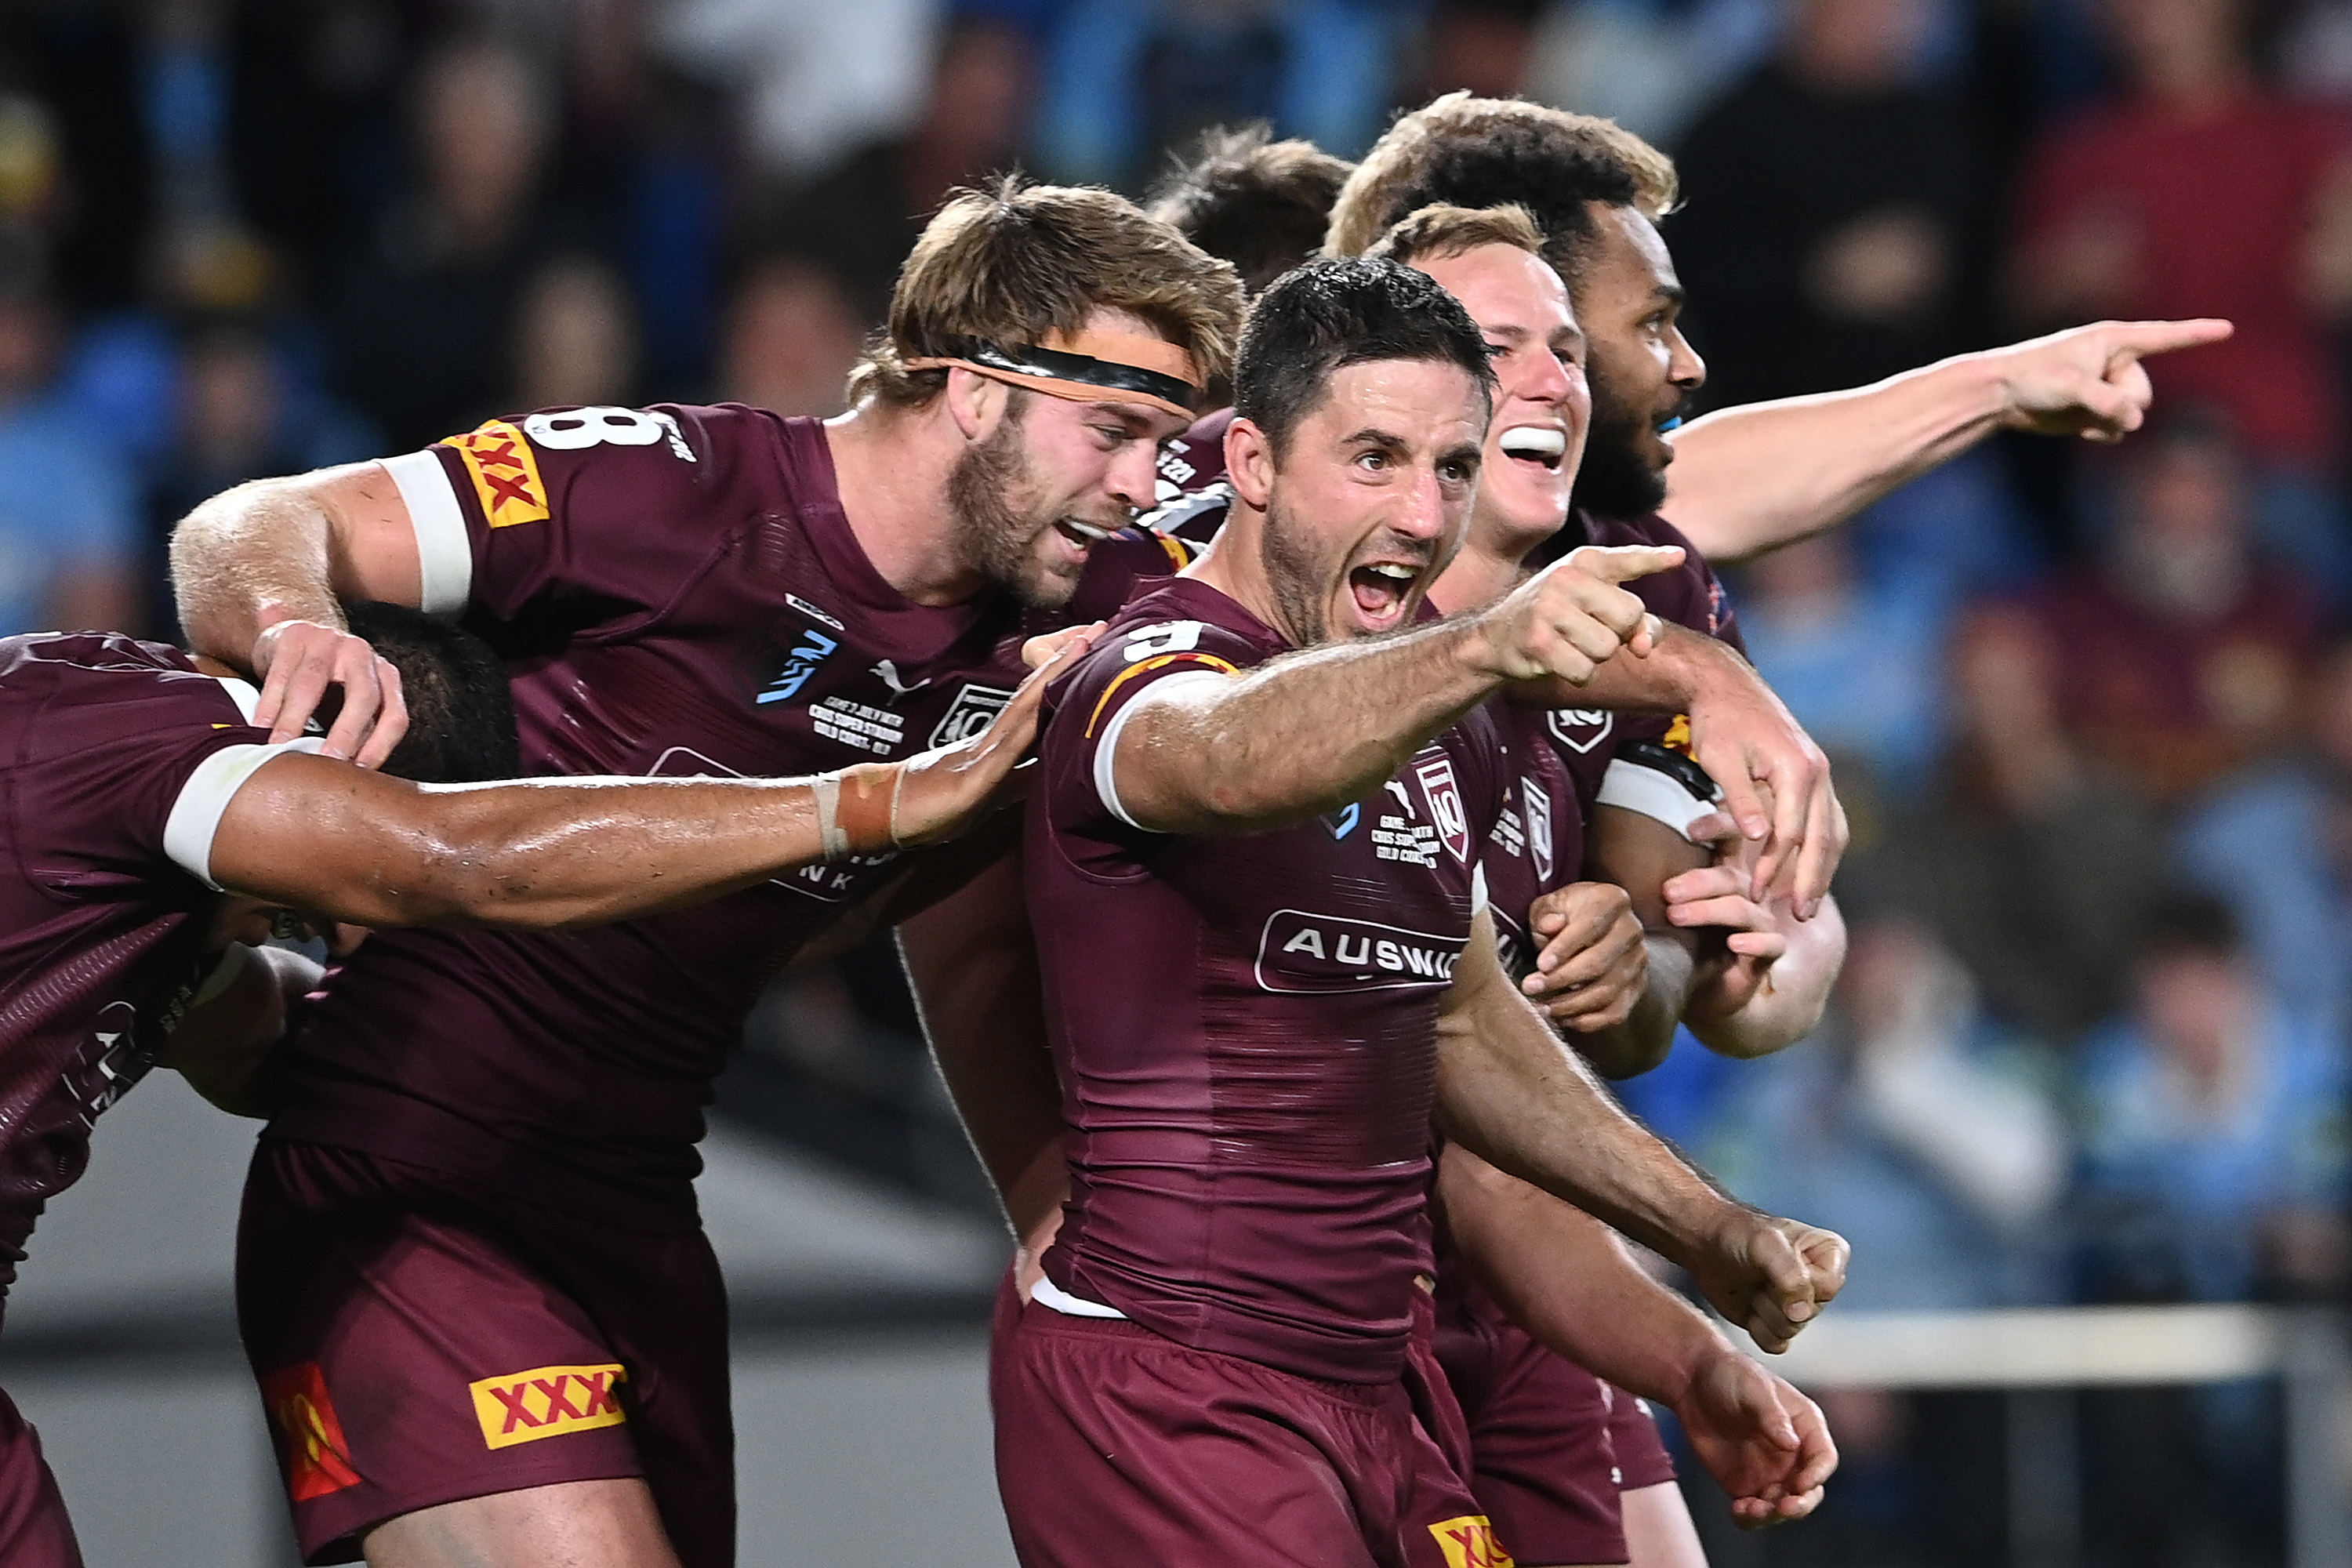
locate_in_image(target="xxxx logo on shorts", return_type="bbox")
[441,419,550,529]
[1428,1515,1516,1568]
[260,1362,361,1501]
[469,1363,628,1450]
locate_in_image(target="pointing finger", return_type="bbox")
[2104,317,2233,361]
[1559,543,1685,585]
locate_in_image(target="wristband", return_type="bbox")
[834,762,902,856]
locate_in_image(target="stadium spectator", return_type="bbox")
[2072,890,2348,1307]
[1848,601,2168,1045]
[0,285,140,637]
[510,253,641,414]
[761,16,1036,326]
[1706,916,2067,1312]
[1029,0,1395,188]
[2009,0,2352,600]
[325,38,569,452]
[2028,410,2323,805]
[2174,639,2352,1029]
[1733,529,1948,790]
[1671,0,1989,411]
[141,321,378,638]
[716,257,863,416]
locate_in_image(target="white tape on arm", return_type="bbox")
[381,450,473,615]
[1596,756,1718,840]
[1092,670,1229,833]
[163,739,330,890]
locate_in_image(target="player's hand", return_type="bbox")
[1673,1355,1837,1529]
[251,612,408,768]
[1991,319,2233,444]
[1467,545,1681,688]
[893,626,1104,846]
[1021,621,1105,670]
[1686,1211,1849,1355]
[1519,881,1647,1029]
[1680,663,1845,918]
[1663,858,1788,1023]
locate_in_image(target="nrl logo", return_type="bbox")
[1547,707,1613,754]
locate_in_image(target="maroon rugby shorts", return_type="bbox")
[0,1385,82,1567]
[1606,1388,1677,1491]
[1436,1299,1627,1566]
[236,1141,732,1567]
[993,1295,1509,1568]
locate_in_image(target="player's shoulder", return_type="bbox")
[1051,579,1273,713]
[0,633,248,764]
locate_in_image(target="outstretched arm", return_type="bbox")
[1108,546,1676,835]
[1437,1145,1837,1527]
[203,636,1082,931]
[1433,913,1847,1352]
[1661,319,2234,563]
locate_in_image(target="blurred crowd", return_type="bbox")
[0,0,2348,1557]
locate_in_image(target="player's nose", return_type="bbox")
[1105,441,1159,514]
[1668,328,1706,390]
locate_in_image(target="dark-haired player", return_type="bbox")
[999,256,1845,1568]
[0,600,1080,1567]
[165,180,1244,1568]
[1329,92,2234,567]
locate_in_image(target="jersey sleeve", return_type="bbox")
[1036,615,1257,852]
[17,661,325,899]
[384,403,736,634]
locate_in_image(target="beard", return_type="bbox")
[1257,492,1332,647]
[945,394,1076,611]
[1569,355,1673,521]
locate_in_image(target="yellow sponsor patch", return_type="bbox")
[469,1363,628,1450]
[441,419,550,528]
[1661,713,1694,758]
[1428,1515,1515,1568]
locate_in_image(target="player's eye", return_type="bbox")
[1356,450,1388,471]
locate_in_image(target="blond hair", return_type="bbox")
[850,176,1244,411]
[1365,202,1545,268]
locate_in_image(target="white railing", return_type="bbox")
[1747,1306,2352,1568]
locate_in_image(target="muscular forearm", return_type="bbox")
[1662,354,2010,562]
[1439,1145,1735,1406]
[1686,895,1846,1060]
[219,759,917,931]
[1119,619,1500,833]
[170,476,355,662]
[1571,934,1690,1080]
[1436,942,1746,1269]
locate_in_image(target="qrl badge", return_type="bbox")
[1547,707,1613,754]
[262,1363,362,1501]
[929,683,1016,747]
[1414,755,1471,864]
[1428,1515,1516,1568]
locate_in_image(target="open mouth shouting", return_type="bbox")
[1346,557,1427,633]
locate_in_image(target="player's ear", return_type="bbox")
[1227,417,1276,512]
[944,367,1009,443]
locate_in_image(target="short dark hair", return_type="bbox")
[2140,887,2243,962]
[1327,93,1676,283]
[1233,256,1496,457]
[325,602,521,783]
[1146,125,1356,297]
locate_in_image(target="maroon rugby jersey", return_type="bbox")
[1520,508,1744,820]
[1026,578,1508,1384]
[270,406,1053,1225]
[0,633,306,1301]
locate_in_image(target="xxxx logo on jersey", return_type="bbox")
[441,419,550,528]
[470,1363,628,1450]
[1428,1515,1515,1568]
[260,1362,361,1501]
